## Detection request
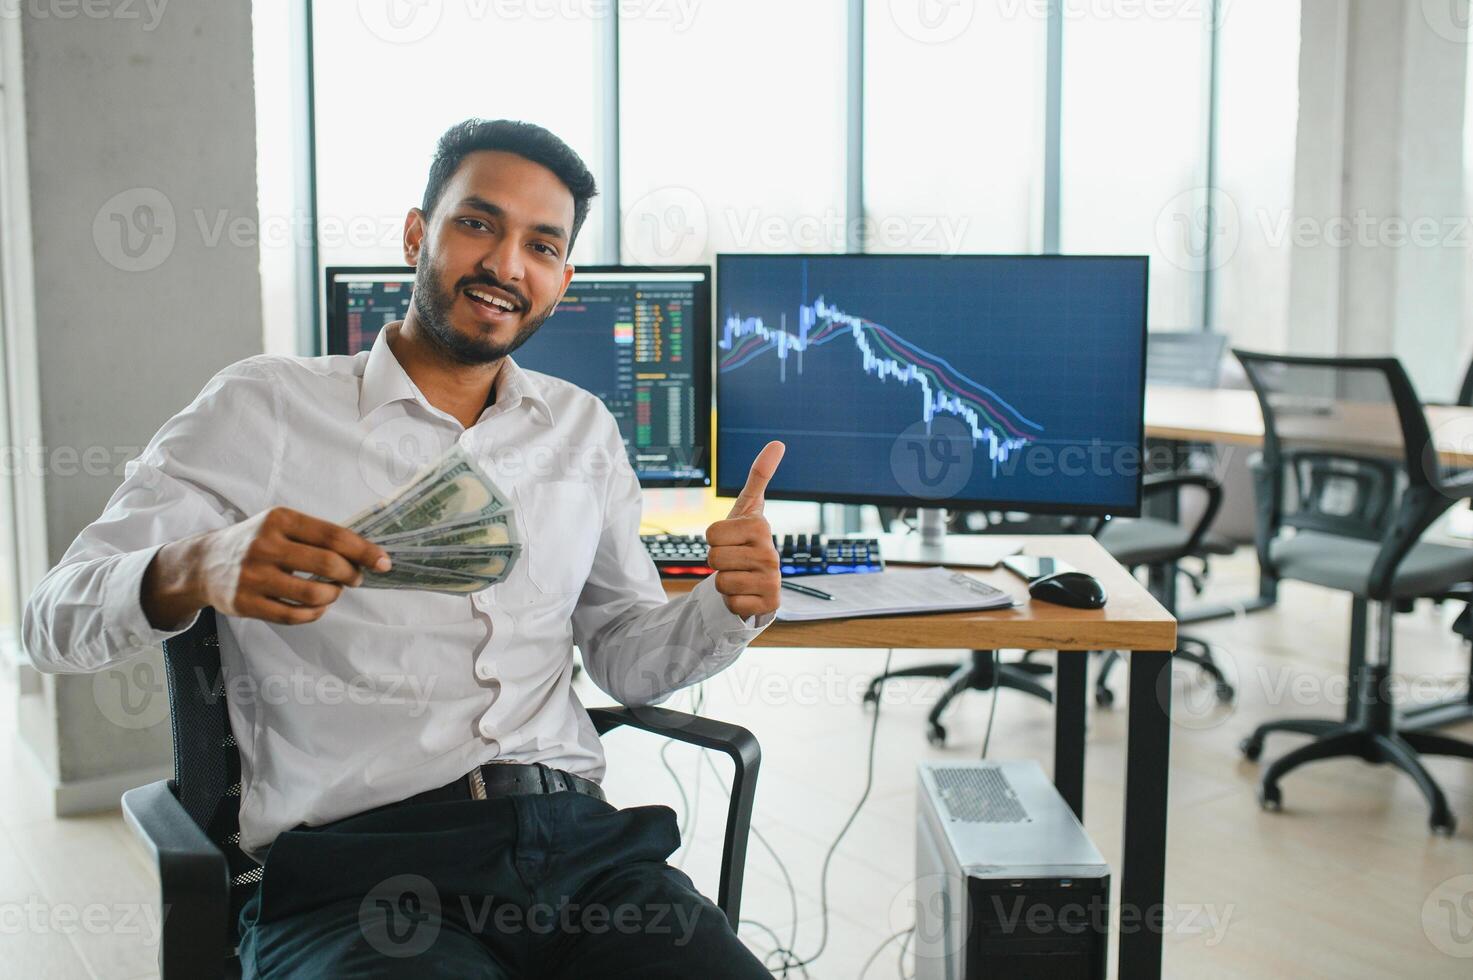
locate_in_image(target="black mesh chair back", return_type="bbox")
[159,608,262,947]
[1147,331,1228,389]
[1234,350,1446,597]
[1459,357,1473,407]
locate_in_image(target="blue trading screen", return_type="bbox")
[326,268,710,486]
[715,254,1148,514]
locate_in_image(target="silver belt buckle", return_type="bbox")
[468,766,488,800]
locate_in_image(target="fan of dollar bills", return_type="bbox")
[344,445,520,594]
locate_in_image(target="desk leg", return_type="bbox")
[1053,651,1086,821]
[1120,650,1172,980]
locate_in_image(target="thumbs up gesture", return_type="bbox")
[706,441,785,619]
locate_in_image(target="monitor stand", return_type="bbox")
[878,507,1023,569]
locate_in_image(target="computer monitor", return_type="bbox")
[715,253,1148,516]
[324,265,712,487]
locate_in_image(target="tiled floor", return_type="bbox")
[5,550,1473,978]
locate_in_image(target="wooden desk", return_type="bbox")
[1145,384,1473,466]
[667,536,1178,979]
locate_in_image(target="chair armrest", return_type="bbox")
[587,705,760,929]
[1140,471,1224,555]
[121,779,231,980]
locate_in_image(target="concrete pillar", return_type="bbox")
[1288,0,1467,397]
[9,4,263,813]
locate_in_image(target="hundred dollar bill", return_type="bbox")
[358,558,500,594]
[352,446,511,539]
[380,544,520,580]
[371,510,515,549]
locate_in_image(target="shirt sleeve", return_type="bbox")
[22,360,280,673]
[570,421,774,707]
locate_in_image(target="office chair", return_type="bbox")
[1093,472,1236,706]
[120,609,761,978]
[1233,350,1473,834]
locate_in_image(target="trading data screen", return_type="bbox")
[326,267,710,487]
[715,254,1147,514]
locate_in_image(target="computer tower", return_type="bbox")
[914,761,1110,979]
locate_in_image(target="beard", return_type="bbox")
[411,246,558,365]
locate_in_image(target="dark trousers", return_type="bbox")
[237,791,769,979]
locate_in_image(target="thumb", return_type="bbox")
[727,441,785,518]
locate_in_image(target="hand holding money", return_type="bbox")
[344,445,522,594]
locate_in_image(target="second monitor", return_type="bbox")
[716,253,1149,516]
[325,265,711,487]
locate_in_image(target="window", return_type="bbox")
[619,1,847,266]
[1211,0,1301,352]
[1060,7,1211,328]
[864,0,1046,254]
[311,3,607,274]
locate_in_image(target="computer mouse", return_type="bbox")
[1029,571,1108,609]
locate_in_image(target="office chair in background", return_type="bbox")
[120,609,762,978]
[1233,350,1473,834]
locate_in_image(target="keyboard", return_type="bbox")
[641,533,885,579]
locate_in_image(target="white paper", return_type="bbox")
[775,566,1016,623]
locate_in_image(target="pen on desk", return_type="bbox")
[781,580,834,600]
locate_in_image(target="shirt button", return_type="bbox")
[126,631,143,646]
[476,663,493,680]
[479,718,495,738]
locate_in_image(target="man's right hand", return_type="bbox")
[142,507,391,629]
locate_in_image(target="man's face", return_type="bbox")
[404,150,577,364]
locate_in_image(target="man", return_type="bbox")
[25,119,783,978]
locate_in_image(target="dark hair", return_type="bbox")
[420,119,598,253]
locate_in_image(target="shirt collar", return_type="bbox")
[358,324,555,426]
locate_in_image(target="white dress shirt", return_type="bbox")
[24,325,772,861]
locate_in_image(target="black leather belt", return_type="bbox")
[395,762,606,809]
